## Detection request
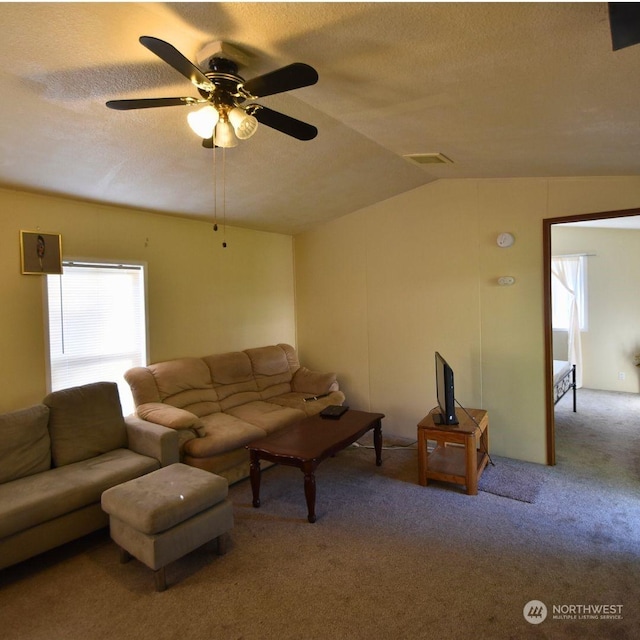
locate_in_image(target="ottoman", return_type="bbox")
[101,463,233,591]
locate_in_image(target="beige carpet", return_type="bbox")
[1,389,639,639]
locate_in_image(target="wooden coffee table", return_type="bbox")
[247,410,384,523]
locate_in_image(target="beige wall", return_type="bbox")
[0,188,296,413]
[5,176,640,462]
[552,225,640,393]
[294,176,640,464]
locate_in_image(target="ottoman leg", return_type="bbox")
[119,547,132,564]
[216,532,230,556]
[154,567,167,592]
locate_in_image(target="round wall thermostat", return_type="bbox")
[497,232,515,248]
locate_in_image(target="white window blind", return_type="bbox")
[46,261,147,415]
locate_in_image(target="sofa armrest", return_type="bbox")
[125,414,180,467]
[135,402,204,430]
[292,367,339,395]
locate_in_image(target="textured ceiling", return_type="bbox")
[1,2,639,234]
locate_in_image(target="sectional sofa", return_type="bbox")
[0,382,178,570]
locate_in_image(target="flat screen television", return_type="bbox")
[434,351,458,425]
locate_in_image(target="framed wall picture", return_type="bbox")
[20,230,63,275]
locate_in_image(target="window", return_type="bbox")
[551,255,587,331]
[46,261,147,415]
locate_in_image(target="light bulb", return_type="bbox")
[228,107,258,140]
[214,121,237,148]
[187,105,219,139]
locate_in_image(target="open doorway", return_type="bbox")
[543,207,640,465]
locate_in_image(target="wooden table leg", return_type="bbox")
[464,431,478,495]
[373,421,383,466]
[302,462,317,523]
[249,452,261,508]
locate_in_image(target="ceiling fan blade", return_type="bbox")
[139,36,214,92]
[248,105,317,140]
[106,97,196,110]
[202,137,214,149]
[242,63,318,99]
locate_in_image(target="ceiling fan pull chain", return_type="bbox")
[212,145,218,232]
[222,147,227,248]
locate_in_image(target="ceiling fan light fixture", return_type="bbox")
[187,105,219,139]
[228,107,258,140]
[214,120,238,148]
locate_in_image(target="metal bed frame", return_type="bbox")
[554,362,576,412]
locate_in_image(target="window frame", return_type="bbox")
[44,258,149,414]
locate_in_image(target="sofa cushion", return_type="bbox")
[291,367,338,395]
[184,412,266,458]
[246,345,292,378]
[183,446,250,478]
[43,382,128,467]
[245,345,295,403]
[0,448,159,539]
[147,358,220,416]
[270,389,346,416]
[204,351,260,410]
[225,401,305,434]
[101,463,228,535]
[0,404,51,483]
[277,343,301,371]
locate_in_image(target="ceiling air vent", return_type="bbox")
[404,153,453,166]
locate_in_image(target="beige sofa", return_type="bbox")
[0,382,178,570]
[125,344,345,484]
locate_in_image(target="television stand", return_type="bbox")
[432,412,458,426]
[417,408,489,495]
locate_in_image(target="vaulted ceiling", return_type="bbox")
[1,3,639,234]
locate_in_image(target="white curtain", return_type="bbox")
[551,256,583,388]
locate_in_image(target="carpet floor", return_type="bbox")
[478,454,546,503]
[1,388,639,639]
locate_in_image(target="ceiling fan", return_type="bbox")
[106,36,319,148]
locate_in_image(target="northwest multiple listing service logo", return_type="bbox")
[523,600,547,624]
[523,600,624,625]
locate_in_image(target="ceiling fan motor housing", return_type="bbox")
[197,57,250,113]
[207,56,239,76]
